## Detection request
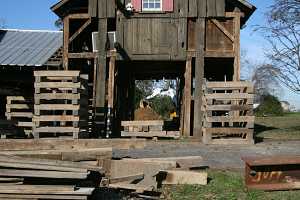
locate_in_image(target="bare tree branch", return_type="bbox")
[256,0,300,93]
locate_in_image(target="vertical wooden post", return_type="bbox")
[63,16,70,70]
[233,12,241,81]
[108,50,117,108]
[193,18,205,139]
[95,18,108,137]
[183,53,192,137]
[95,19,107,109]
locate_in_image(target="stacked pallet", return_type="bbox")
[5,96,33,137]
[33,71,88,139]
[0,155,102,199]
[121,120,180,139]
[202,81,255,144]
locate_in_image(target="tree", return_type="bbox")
[251,64,283,103]
[255,94,284,116]
[54,18,63,30]
[257,0,300,93]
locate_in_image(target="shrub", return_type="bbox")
[255,94,284,116]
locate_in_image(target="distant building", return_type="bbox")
[280,101,290,112]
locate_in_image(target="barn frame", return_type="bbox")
[51,0,256,142]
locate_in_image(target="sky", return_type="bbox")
[0,0,299,109]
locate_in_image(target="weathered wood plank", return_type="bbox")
[35,104,80,111]
[205,105,253,111]
[205,93,253,100]
[35,93,80,100]
[34,82,81,89]
[206,116,254,123]
[193,18,205,138]
[34,127,80,133]
[215,0,225,17]
[188,0,198,17]
[0,169,87,179]
[33,116,79,122]
[198,0,207,17]
[0,194,87,200]
[121,131,180,138]
[121,120,164,126]
[5,112,33,118]
[161,170,207,185]
[0,139,146,151]
[0,185,93,195]
[207,0,216,17]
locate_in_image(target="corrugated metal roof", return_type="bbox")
[0,29,62,67]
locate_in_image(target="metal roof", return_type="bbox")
[0,29,62,67]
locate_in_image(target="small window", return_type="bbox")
[142,0,162,11]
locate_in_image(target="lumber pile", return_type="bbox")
[33,71,89,139]
[5,96,33,138]
[0,155,102,199]
[100,156,208,196]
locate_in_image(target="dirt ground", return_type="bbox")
[114,140,300,170]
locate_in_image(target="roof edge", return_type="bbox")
[0,29,62,33]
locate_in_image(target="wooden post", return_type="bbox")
[108,50,117,109]
[193,18,205,139]
[63,16,70,70]
[183,53,192,137]
[94,18,108,137]
[233,12,241,81]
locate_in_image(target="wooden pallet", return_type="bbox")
[121,120,179,139]
[201,81,254,144]
[33,71,88,139]
[5,96,33,137]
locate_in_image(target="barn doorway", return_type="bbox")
[115,61,185,138]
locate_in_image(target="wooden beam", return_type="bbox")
[68,52,96,59]
[95,18,107,108]
[183,54,192,137]
[69,18,92,43]
[107,50,116,108]
[233,13,241,81]
[210,19,235,42]
[63,16,69,70]
[205,51,235,58]
[193,18,205,139]
[68,13,90,19]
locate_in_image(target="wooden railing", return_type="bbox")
[202,81,254,144]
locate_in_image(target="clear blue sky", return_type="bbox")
[0,0,299,109]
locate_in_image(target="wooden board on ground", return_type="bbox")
[160,170,207,185]
[126,156,204,169]
[0,139,146,151]
[105,159,177,190]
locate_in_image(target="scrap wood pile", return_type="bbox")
[0,155,102,200]
[100,156,208,199]
[0,139,208,199]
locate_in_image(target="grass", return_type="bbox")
[163,170,300,200]
[254,112,300,140]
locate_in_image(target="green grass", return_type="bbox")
[163,170,300,200]
[255,112,300,140]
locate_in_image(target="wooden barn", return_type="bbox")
[0,29,62,137]
[49,0,256,143]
